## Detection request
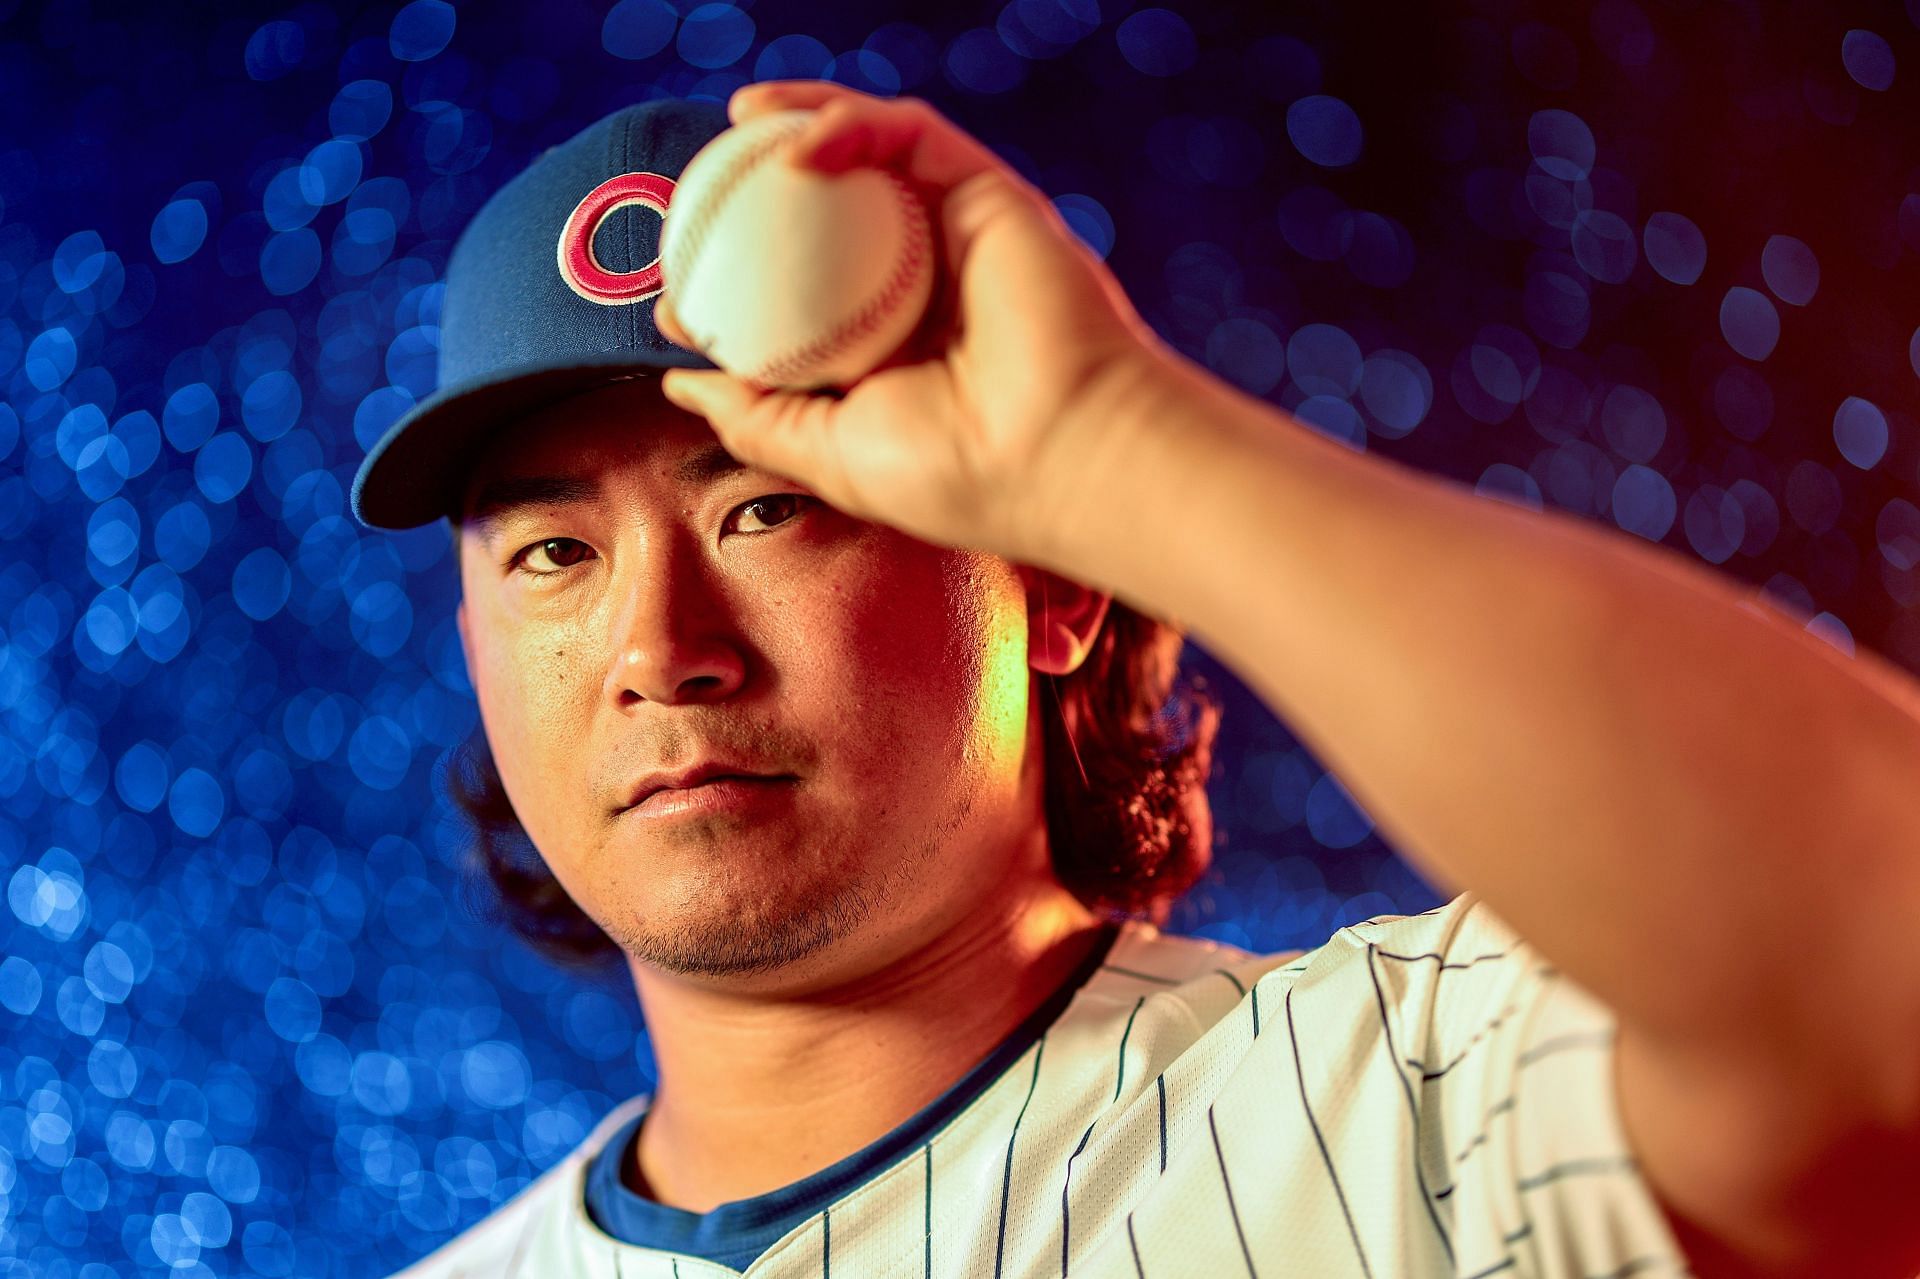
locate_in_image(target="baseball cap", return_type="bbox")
[350,97,732,532]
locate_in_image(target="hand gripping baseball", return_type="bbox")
[656,80,1171,566]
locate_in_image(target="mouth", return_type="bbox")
[623,774,799,821]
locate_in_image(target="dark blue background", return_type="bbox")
[2,1,1917,1274]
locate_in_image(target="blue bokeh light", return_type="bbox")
[1286,323,1363,398]
[260,229,323,297]
[1571,209,1636,283]
[1833,396,1888,469]
[1761,234,1819,306]
[1053,194,1116,259]
[1527,109,1595,180]
[1286,95,1363,168]
[331,80,395,141]
[151,200,209,265]
[678,3,756,70]
[245,19,307,81]
[603,0,679,61]
[1358,350,1433,436]
[945,27,1027,93]
[1721,286,1782,360]
[1642,211,1706,285]
[1205,317,1285,395]
[1842,29,1895,90]
[755,33,834,81]
[1116,9,1197,77]
[390,0,457,62]
[1600,385,1667,463]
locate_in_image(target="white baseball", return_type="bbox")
[659,109,935,391]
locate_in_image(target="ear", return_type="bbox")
[1020,565,1112,678]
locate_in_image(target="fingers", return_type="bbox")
[728,79,862,122]
[659,368,758,429]
[659,368,843,496]
[730,80,1019,197]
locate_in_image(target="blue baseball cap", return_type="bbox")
[350,97,731,532]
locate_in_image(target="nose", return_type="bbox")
[603,532,749,709]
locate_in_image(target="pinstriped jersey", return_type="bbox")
[387,892,1692,1278]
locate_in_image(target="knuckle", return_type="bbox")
[899,96,941,125]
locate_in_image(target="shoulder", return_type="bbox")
[383,1095,649,1279]
[1113,891,1505,1021]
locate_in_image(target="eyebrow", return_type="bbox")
[464,442,754,547]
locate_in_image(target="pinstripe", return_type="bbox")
[431,907,1685,1279]
[1516,1030,1611,1067]
[1365,944,1454,1263]
[1061,1119,1096,1276]
[1102,963,1180,985]
[1408,998,1522,1080]
[1207,1105,1258,1279]
[1114,996,1145,1101]
[1516,1155,1637,1191]
[1154,1073,1166,1173]
[1371,947,1510,969]
[1287,985,1372,1279]
[991,1038,1048,1279]
[1454,1096,1516,1165]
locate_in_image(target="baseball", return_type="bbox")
[659,109,936,391]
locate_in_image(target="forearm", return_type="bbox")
[1034,352,1920,1072]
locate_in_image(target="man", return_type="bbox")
[352,81,1920,1278]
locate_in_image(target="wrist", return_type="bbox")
[1015,345,1196,572]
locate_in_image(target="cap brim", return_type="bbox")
[350,351,707,531]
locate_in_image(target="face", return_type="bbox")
[454,379,1107,988]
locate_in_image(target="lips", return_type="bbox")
[634,773,794,816]
[622,763,793,811]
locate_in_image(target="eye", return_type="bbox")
[509,537,596,577]
[727,494,814,536]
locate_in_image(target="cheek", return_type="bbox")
[470,619,597,784]
[811,555,1028,773]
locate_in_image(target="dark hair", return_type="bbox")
[441,542,1223,967]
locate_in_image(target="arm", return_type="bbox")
[1030,351,1920,1276]
[657,80,1920,1274]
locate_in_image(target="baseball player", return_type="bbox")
[350,81,1920,1277]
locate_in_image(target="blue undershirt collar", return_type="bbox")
[584,925,1121,1270]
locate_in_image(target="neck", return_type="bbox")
[622,872,1109,1212]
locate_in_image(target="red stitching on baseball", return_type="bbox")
[665,114,814,310]
[746,171,931,389]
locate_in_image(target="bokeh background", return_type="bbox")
[3,0,1919,1274]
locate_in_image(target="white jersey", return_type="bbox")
[389,892,1689,1278]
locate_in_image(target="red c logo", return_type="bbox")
[556,172,676,305]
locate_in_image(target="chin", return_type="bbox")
[598,860,892,980]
